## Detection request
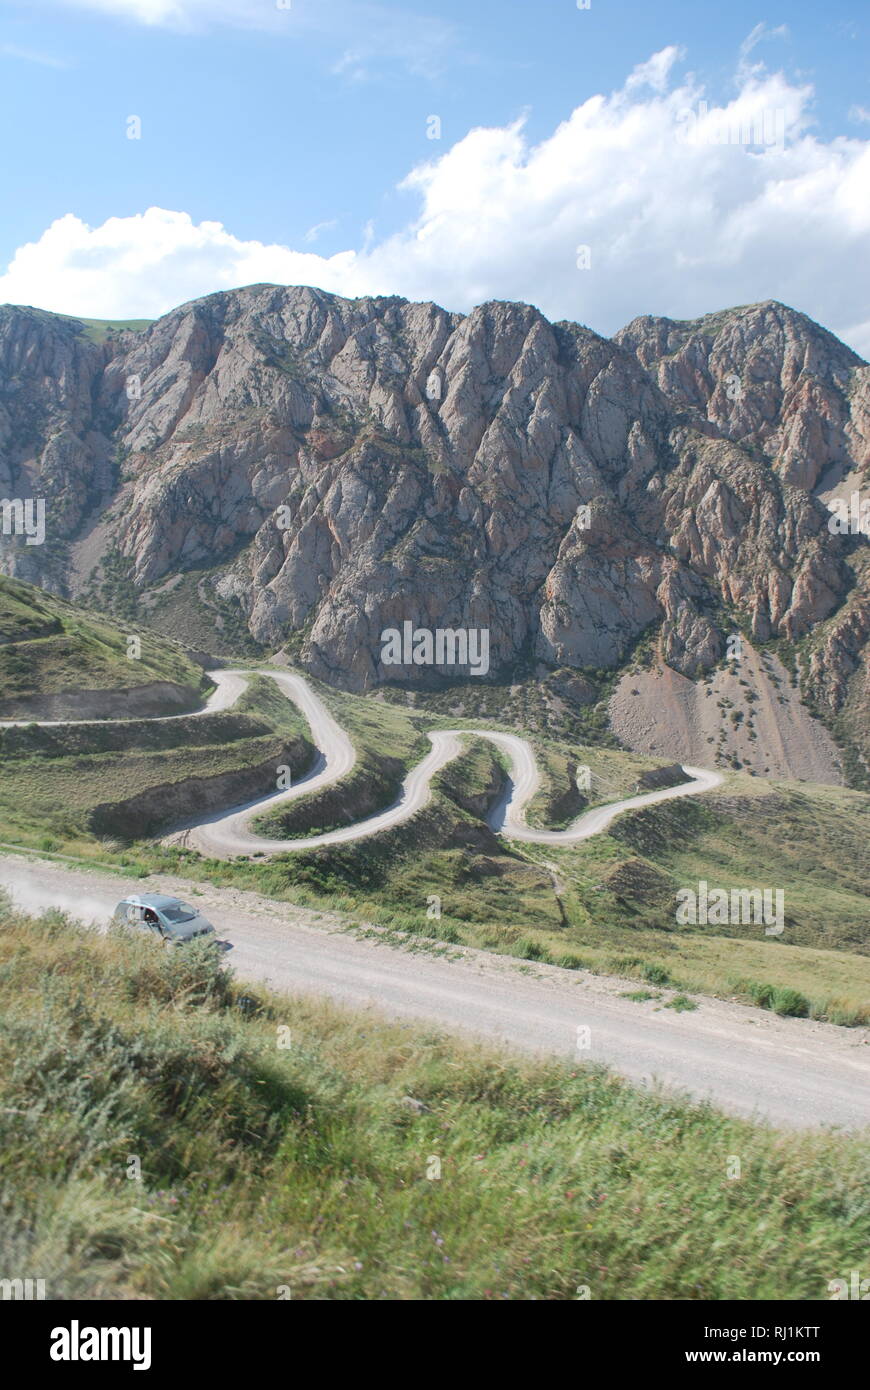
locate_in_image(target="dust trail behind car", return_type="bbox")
[1,868,115,925]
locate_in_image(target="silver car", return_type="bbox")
[113,893,217,945]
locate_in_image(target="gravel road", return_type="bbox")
[158,671,724,856]
[2,852,868,1131]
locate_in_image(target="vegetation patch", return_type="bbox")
[1,897,867,1301]
[0,574,208,709]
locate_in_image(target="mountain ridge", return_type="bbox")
[1,284,868,776]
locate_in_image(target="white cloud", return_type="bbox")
[738,22,789,80]
[625,45,685,94]
[2,47,869,358]
[303,219,338,244]
[0,209,358,319]
[41,0,459,77]
[0,42,71,68]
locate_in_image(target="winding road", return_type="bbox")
[153,669,724,857]
[5,666,722,856]
[2,668,868,1130]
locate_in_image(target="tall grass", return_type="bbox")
[1,898,868,1300]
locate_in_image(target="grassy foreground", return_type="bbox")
[1,898,867,1301]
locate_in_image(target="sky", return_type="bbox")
[0,0,868,353]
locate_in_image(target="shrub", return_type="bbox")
[744,979,775,1008]
[435,922,460,944]
[641,963,672,987]
[515,937,551,962]
[665,994,698,1013]
[770,987,810,1018]
[120,935,233,1010]
[553,953,587,971]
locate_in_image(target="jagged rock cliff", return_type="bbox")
[0,285,867,765]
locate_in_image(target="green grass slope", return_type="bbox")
[0,574,209,709]
[2,897,867,1301]
[0,675,312,850]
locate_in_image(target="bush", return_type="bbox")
[745,980,775,1008]
[435,922,460,944]
[553,953,587,971]
[515,937,551,962]
[119,934,233,1010]
[770,987,810,1018]
[664,994,698,1013]
[641,963,672,986]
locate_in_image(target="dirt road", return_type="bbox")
[0,667,724,857]
[158,671,723,856]
[2,851,868,1131]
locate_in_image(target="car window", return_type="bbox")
[160,903,196,923]
[124,904,143,923]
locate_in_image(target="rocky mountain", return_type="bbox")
[1,285,868,771]
[615,302,870,492]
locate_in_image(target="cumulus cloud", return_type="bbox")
[3,45,869,356]
[0,210,359,319]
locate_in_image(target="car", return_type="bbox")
[113,893,217,945]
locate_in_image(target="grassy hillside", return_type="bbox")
[192,689,870,1026]
[0,675,312,848]
[610,777,870,952]
[0,574,209,707]
[380,664,618,746]
[130,566,265,658]
[0,579,866,1025]
[2,897,867,1301]
[71,315,153,343]
[252,685,429,840]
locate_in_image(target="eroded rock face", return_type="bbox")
[0,307,119,586]
[615,300,870,491]
[0,285,868,755]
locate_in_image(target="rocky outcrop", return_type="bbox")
[1,285,868,768]
[615,301,870,492]
[0,307,122,587]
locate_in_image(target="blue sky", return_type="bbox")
[1,0,869,351]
